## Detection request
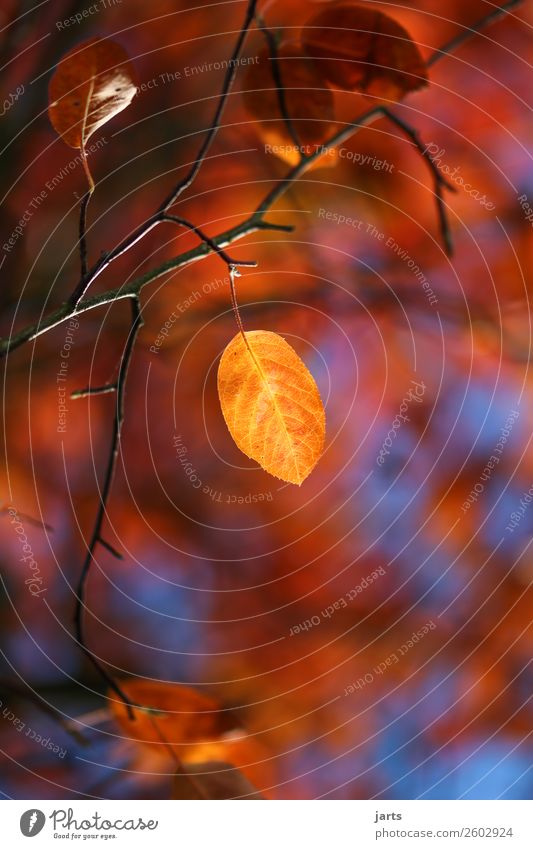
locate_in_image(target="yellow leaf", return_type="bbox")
[217,330,325,485]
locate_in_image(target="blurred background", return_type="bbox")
[0,0,531,799]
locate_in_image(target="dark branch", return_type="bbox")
[97,537,123,560]
[255,13,303,153]
[158,0,260,211]
[73,297,143,717]
[78,191,91,279]
[71,384,117,399]
[162,214,257,269]
[1,505,53,532]
[426,0,522,68]
[380,107,456,256]
[66,0,259,309]
[1,2,516,359]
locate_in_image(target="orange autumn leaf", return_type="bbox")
[48,38,137,188]
[109,679,237,750]
[184,733,276,798]
[217,330,325,485]
[302,4,428,100]
[172,761,264,800]
[110,681,275,796]
[243,43,335,152]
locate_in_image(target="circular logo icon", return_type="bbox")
[20,810,46,837]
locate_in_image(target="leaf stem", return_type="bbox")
[228,266,247,340]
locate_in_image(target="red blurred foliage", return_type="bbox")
[0,0,531,800]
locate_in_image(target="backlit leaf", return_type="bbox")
[183,733,276,797]
[302,4,428,100]
[172,761,264,800]
[217,330,325,485]
[110,680,274,794]
[109,679,238,749]
[48,38,137,188]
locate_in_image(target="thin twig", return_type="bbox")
[0,504,53,532]
[78,191,92,278]
[0,1,518,718]
[426,0,522,68]
[162,214,257,269]
[158,0,260,212]
[66,0,259,309]
[73,297,143,718]
[255,13,303,152]
[2,3,516,359]
[71,383,117,399]
[144,711,210,799]
[0,677,88,746]
[32,0,521,318]
[97,537,123,560]
[380,107,457,255]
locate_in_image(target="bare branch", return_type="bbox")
[71,384,117,400]
[0,677,88,746]
[78,191,92,279]
[158,0,260,211]
[162,214,257,270]
[66,0,260,309]
[426,0,522,68]
[73,297,143,717]
[380,107,456,256]
[255,13,303,153]
[1,3,516,359]
[0,504,53,532]
[97,537,123,560]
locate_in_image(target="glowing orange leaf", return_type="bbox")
[110,680,237,750]
[217,330,325,485]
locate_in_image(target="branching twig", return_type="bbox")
[0,1,520,717]
[426,0,521,68]
[67,0,260,309]
[158,0,260,212]
[161,214,257,270]
[380,107,457,256]
[0,676,88,746]
[73,297,143,718]
[78,191,91,279]
[1,1,517,355]
[0,504,53,532]
[229,265,246,337]
[255,12,303,153]
[97,537,123,560]
[71,384,117,400]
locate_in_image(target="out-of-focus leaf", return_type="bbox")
[217,330,325,485]
[172,761,264,799]
[243,43,335,155]
[302,4,428,99]
[109,679,237,749]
